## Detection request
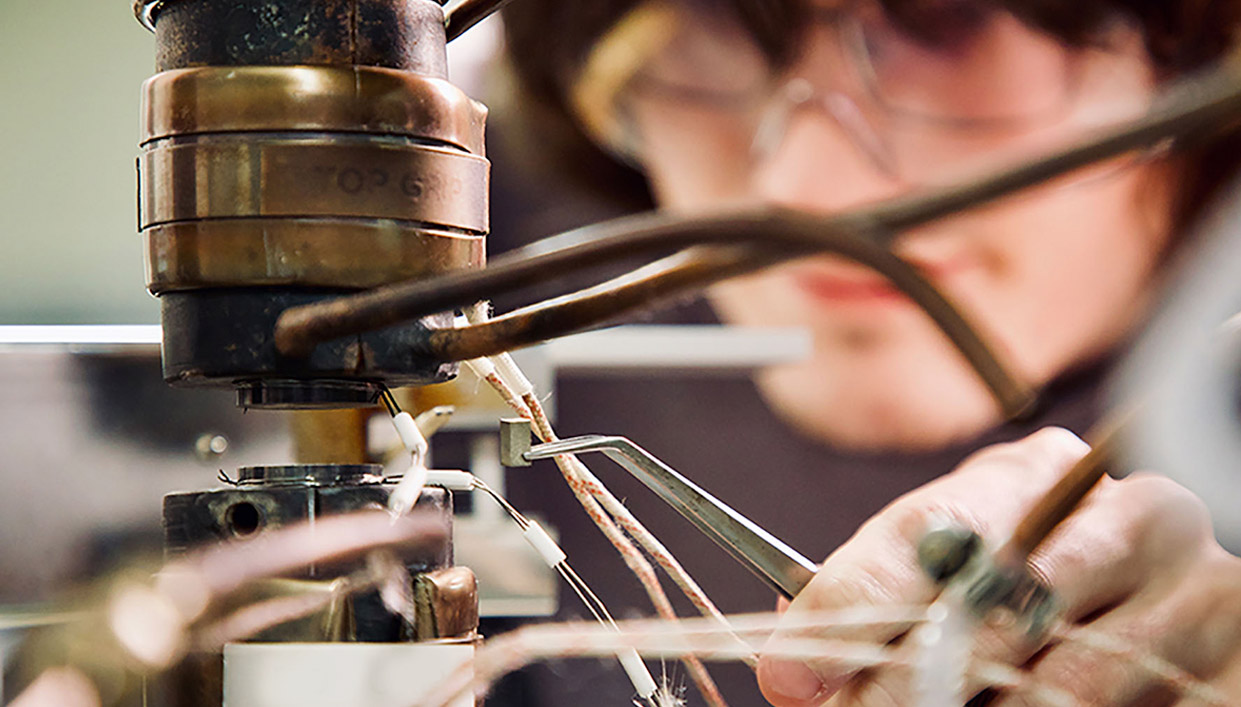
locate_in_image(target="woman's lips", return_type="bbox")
[791,270,907,302]
[789,257,973,304]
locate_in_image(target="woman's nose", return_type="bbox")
[750,99,905,214]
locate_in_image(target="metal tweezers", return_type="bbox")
[523,434,820,599]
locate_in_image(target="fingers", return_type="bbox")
[805,467,1232,707]
[992,548,1241,707]
[757,428,1233,707]
[806,471,1205,707]
[758,428,1091,707]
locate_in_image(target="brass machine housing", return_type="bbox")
[136,0,489,409]
[132,2,489,703]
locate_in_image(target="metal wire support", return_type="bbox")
[444,0,515,41]
[273,54,1241,364]
[424,243,1037,420]
[276,228,1034,419]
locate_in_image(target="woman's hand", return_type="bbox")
[756,427,1241,706]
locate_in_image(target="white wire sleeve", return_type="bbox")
[484,484,663,705]
[392,412,429,456]
[462,355,496,381]
[424,470,475,491]
[491,353,535,399]
[387,411,431,517]
[618,647,659,701]
[522,520,568,568]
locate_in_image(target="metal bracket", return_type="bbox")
[499,418,532,467]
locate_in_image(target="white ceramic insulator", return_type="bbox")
[488,352,533,396]
[463,304,491,325]
[462,356,496,380]
[392,412,428,455]
[617,648,658,700]
[492,353,534,398]
[387,462,429,517]
[522,520,567,568]
[425,470,475,491]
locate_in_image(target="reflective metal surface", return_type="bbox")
[142,67,487,155]
[524,434,820,599]
[145,220,484,293]
[138,137,488,233]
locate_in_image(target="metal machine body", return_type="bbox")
[136,0,489,410]
[129,2,491,703]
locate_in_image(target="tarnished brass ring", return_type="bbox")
[139,137,489,233]
[144,219,485,293]
[142,66,487,155]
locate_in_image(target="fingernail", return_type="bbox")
[759,658,826,702]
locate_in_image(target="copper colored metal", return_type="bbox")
[444,0,517,42]
[289,409,371,465]
[139,139,488,232]
[276,232,1036,421]
[996,422,1123,568]
[134,4,485,403]
[145,220,484,293]
[138,65,488,297]
[141,66,487,155]
[413,567,480,640]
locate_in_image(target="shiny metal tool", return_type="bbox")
[507,424,819,599]
[506,423,1057,633]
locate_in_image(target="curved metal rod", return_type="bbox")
[444,0,515,41]
[274,57,1241,358]
[425,244,1037,420]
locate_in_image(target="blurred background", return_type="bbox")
[0,0,156,324]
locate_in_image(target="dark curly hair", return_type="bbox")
[500,0,1241,233]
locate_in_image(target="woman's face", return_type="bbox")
[612,1,1174,449]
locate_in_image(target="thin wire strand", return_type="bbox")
[555,565,612,627]
[561,564,620,629]
[475,365,729,705]
[472,471,666,707]
[418,607,1084,707]
[1052,623,1231,706]
[378,385,401,416]
[474,484,531,530]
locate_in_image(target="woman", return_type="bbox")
[488,0,1241,704]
